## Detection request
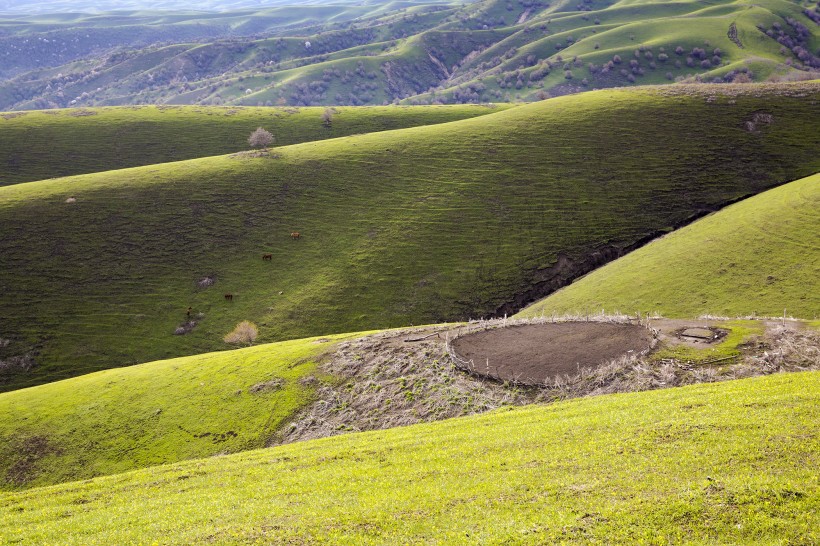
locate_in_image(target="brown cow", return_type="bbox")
[224,294,233,301]
[290,232,301,239]
[186,306,192,317]
[262,254,273,261]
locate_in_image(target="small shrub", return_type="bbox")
[321,108,334,126]
[224,321,259,345]
[248,127,273,148]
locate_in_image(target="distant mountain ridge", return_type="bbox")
[1,0,817,109]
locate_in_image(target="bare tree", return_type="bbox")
[321,108,334,127]
[248,127,274,148]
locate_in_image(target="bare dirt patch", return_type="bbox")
[249,378,284,394]
[275,325,541,445]
[197,276,216,289]
[274,318,819,449]
[450,322,655,385]
[6,435,62,486]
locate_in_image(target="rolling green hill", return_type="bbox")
[0,103,509,186]
[420,0,820,104]
[0,82,818,392]
[2,0,817,110]
[0,333,356,491]
[2,371,818,543]
[518,172,820,319]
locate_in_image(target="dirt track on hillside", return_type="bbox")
[450,322,655,384]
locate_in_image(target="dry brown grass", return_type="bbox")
[275,319,820,447]
[223,321,258,345]
[276,325,540,445]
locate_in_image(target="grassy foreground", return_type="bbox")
[519,173,820,320]
[0,334,356,490]
[1,82,818,391]
[1,371,817,544]
[0,104,510,186]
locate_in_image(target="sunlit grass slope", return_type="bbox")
[0,82,818,391]
[519,173,820,319]
[0,103,510,186]
[1,371,818,544]
[0,334,355,490]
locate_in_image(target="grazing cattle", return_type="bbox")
[224,294,233,301]
[290,232,301,239]
[186,306,192,317]
[262,254,273,261]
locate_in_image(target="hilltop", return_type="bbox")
[0,103,509,186]
[519,173,820,319]
[0,82,818,391]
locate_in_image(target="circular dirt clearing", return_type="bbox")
[451,322,654,385]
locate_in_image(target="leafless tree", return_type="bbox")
[321,108,334,127]
[248,127,273,148]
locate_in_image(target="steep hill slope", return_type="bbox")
[518,173,820,319]
[0,82,818,391]
[0,103,509,186]
[2,371,818,543]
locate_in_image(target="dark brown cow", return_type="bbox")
[224,294,233,301]
[262,254,273,261]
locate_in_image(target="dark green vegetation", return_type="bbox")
[0,103,509,186]
[0,1,437,77]
[2,371,818,543]
[520,173,820,319]
[0,0,382,13]
[1,82,818,391]
[2,0,818,110]
[0,334,354,491]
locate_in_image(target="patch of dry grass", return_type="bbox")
[223,321,258,345]
[279,318,820,446]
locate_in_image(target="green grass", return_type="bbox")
[0,333,360,491]
[651,320,764,363]
[1,371,818,544]
[0,82,818,392]
[0,103,510,186]
[3,0,816,109]
[518,173,820,320]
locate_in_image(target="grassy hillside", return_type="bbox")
[1,371,818,543]
[0,82,818,391]
[0,2,427,77]
[0,333,357,490]
[519,173,820,319]
[423,0,820,104]
[2,0,817,109]
[0,103,509,186]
